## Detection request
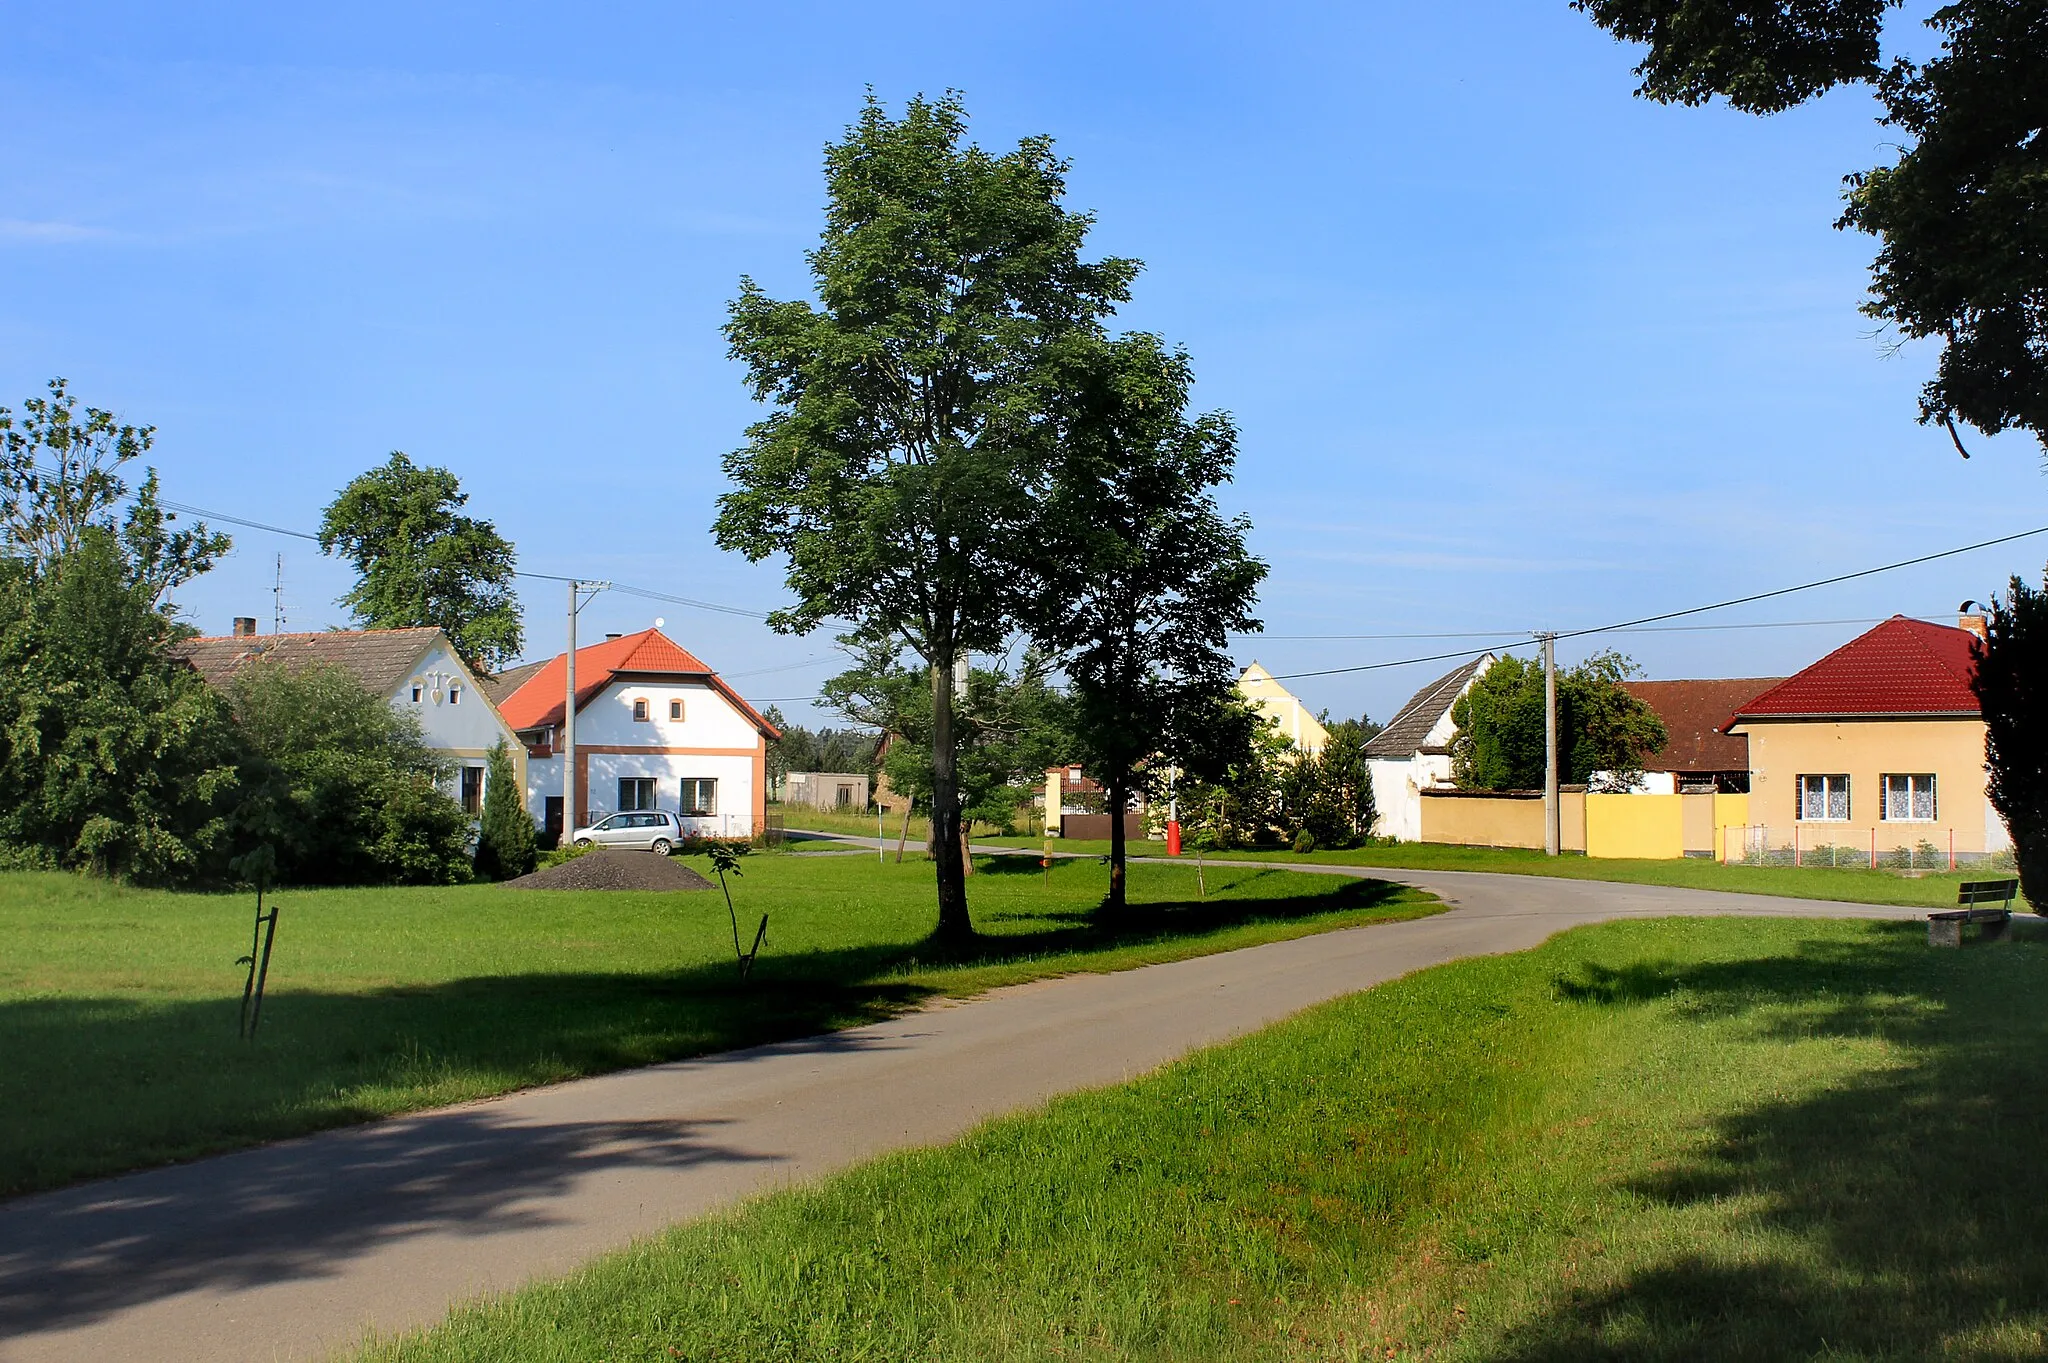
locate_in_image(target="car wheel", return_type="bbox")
[573,837,593,849]
[651,838,672,857]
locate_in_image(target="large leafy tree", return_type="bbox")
[1973,573,2048,911]
[1451,651,1669,791]
[0,530,244,881]
[1030,333,1265,910]
[714,93,1137,940]
[318,453,523,673]
[0,378,229,607]
[1575,1,2048,453]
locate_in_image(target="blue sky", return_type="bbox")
[3,1,2041,727]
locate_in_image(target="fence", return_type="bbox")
[1720,824,2013,870]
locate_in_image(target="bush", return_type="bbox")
[536,841,594,871]
[473,739,538,880]
[228,661,473,886]
[1292,830,1317,855]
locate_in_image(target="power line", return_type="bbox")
[1263,524,2048,683]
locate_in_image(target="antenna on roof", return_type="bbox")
[272,554,287,634]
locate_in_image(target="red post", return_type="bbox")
[1794,824,1801,868]
[1166,820,1182,856]
[1870,827,1877,870]
[1950,828,1956,872]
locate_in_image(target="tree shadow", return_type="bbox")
[1482,923,2048,1360]
[0,872,1416,1334]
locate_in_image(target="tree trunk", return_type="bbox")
[1105,776,1128,913]
[929,656,973,942]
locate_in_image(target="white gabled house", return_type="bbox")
[1362,654,1495,841]
[491,628,781,842]
[173,619,524,816]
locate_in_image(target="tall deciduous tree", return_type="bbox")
[1973,573,2048,912]
[1451,651,1668,792]
[715,94,1136,941]
[318,453,522,673]
[0,378,229,607]
[1031,333,1265,911]
[1574,0,2048,454]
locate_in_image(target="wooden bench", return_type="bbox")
[1928,879,2018,947]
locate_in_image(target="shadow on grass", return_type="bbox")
[1490,923,2048,1360]
[0,875,1411,1338]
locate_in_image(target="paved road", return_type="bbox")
[0,864,1923,1362]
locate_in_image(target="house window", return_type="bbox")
[410,684,422,702]
[449,684,461,705]
[633,698,649,722]
[680,778,717,817]
[1882,773,1936,822]
[669,699,683,720]
[1798,774,1850,822]
[618,777,657,811]
[460,765,484,815]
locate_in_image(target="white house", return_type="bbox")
[173,619,523,816]
[492,628,781,841]
[1362,654,1495,841]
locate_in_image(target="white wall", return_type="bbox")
[387,643,518,754]
[574,679,763,749]
[585,751,757,838]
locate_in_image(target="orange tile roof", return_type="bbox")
[497,628,779,738]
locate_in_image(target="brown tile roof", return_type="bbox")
[1363,655,1494,759]
[171,627,448,696]
[1620,678,1784,773]
[482,658,548,707]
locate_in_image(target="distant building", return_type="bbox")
[492,628,780,840]
[784,771,871,812]
[1619,678,1784,794]
[174,620,520,817]
[1236,662,1329,755]
[1361,655,1495,841]
[1727,614,2008,857]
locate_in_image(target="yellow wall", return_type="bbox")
[1237,664,1329,756]
[1422,792,1585,851]
[1586,794,1682,859]
[1738,717,1997,853]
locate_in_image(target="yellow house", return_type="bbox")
[1237,662,1329,756]
[1725,615,2009,861]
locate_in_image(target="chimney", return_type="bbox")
[1959,600,1989,642]
[605,632,622,640]
[232,617,258,638]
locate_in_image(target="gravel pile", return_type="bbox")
[503,851,715,892]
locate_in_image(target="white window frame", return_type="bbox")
[1797,774,1851,822]
[1881,773,1936,822]
[618,777,657,812]
[680,778,717,817]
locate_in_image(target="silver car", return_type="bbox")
[570,810,682,855]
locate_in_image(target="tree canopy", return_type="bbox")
[714,93,1137,939]
[1575,0,2048,454]
[1451,652,1669,791]
[1029,331,1265,908]
[318,453,523,673]
[1973,573,2048,910]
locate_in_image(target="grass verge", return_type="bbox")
[356,914,2048,1362]
[0,854,1433,1197]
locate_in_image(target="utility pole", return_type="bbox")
[272,554,287,633]
[563,579,608,834]
[1539,631,1560,856]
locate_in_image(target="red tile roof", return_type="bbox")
[1621,678,1784,771]
[1730,616,1981,724]
[496,628,780,739]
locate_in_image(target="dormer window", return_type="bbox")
[449,684,462,706]
[633,698,649,722]
[669,699,683,720]
[410,684,422,702]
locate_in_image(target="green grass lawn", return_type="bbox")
[0,854,1434,1197]
[357,914,2048,1362]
